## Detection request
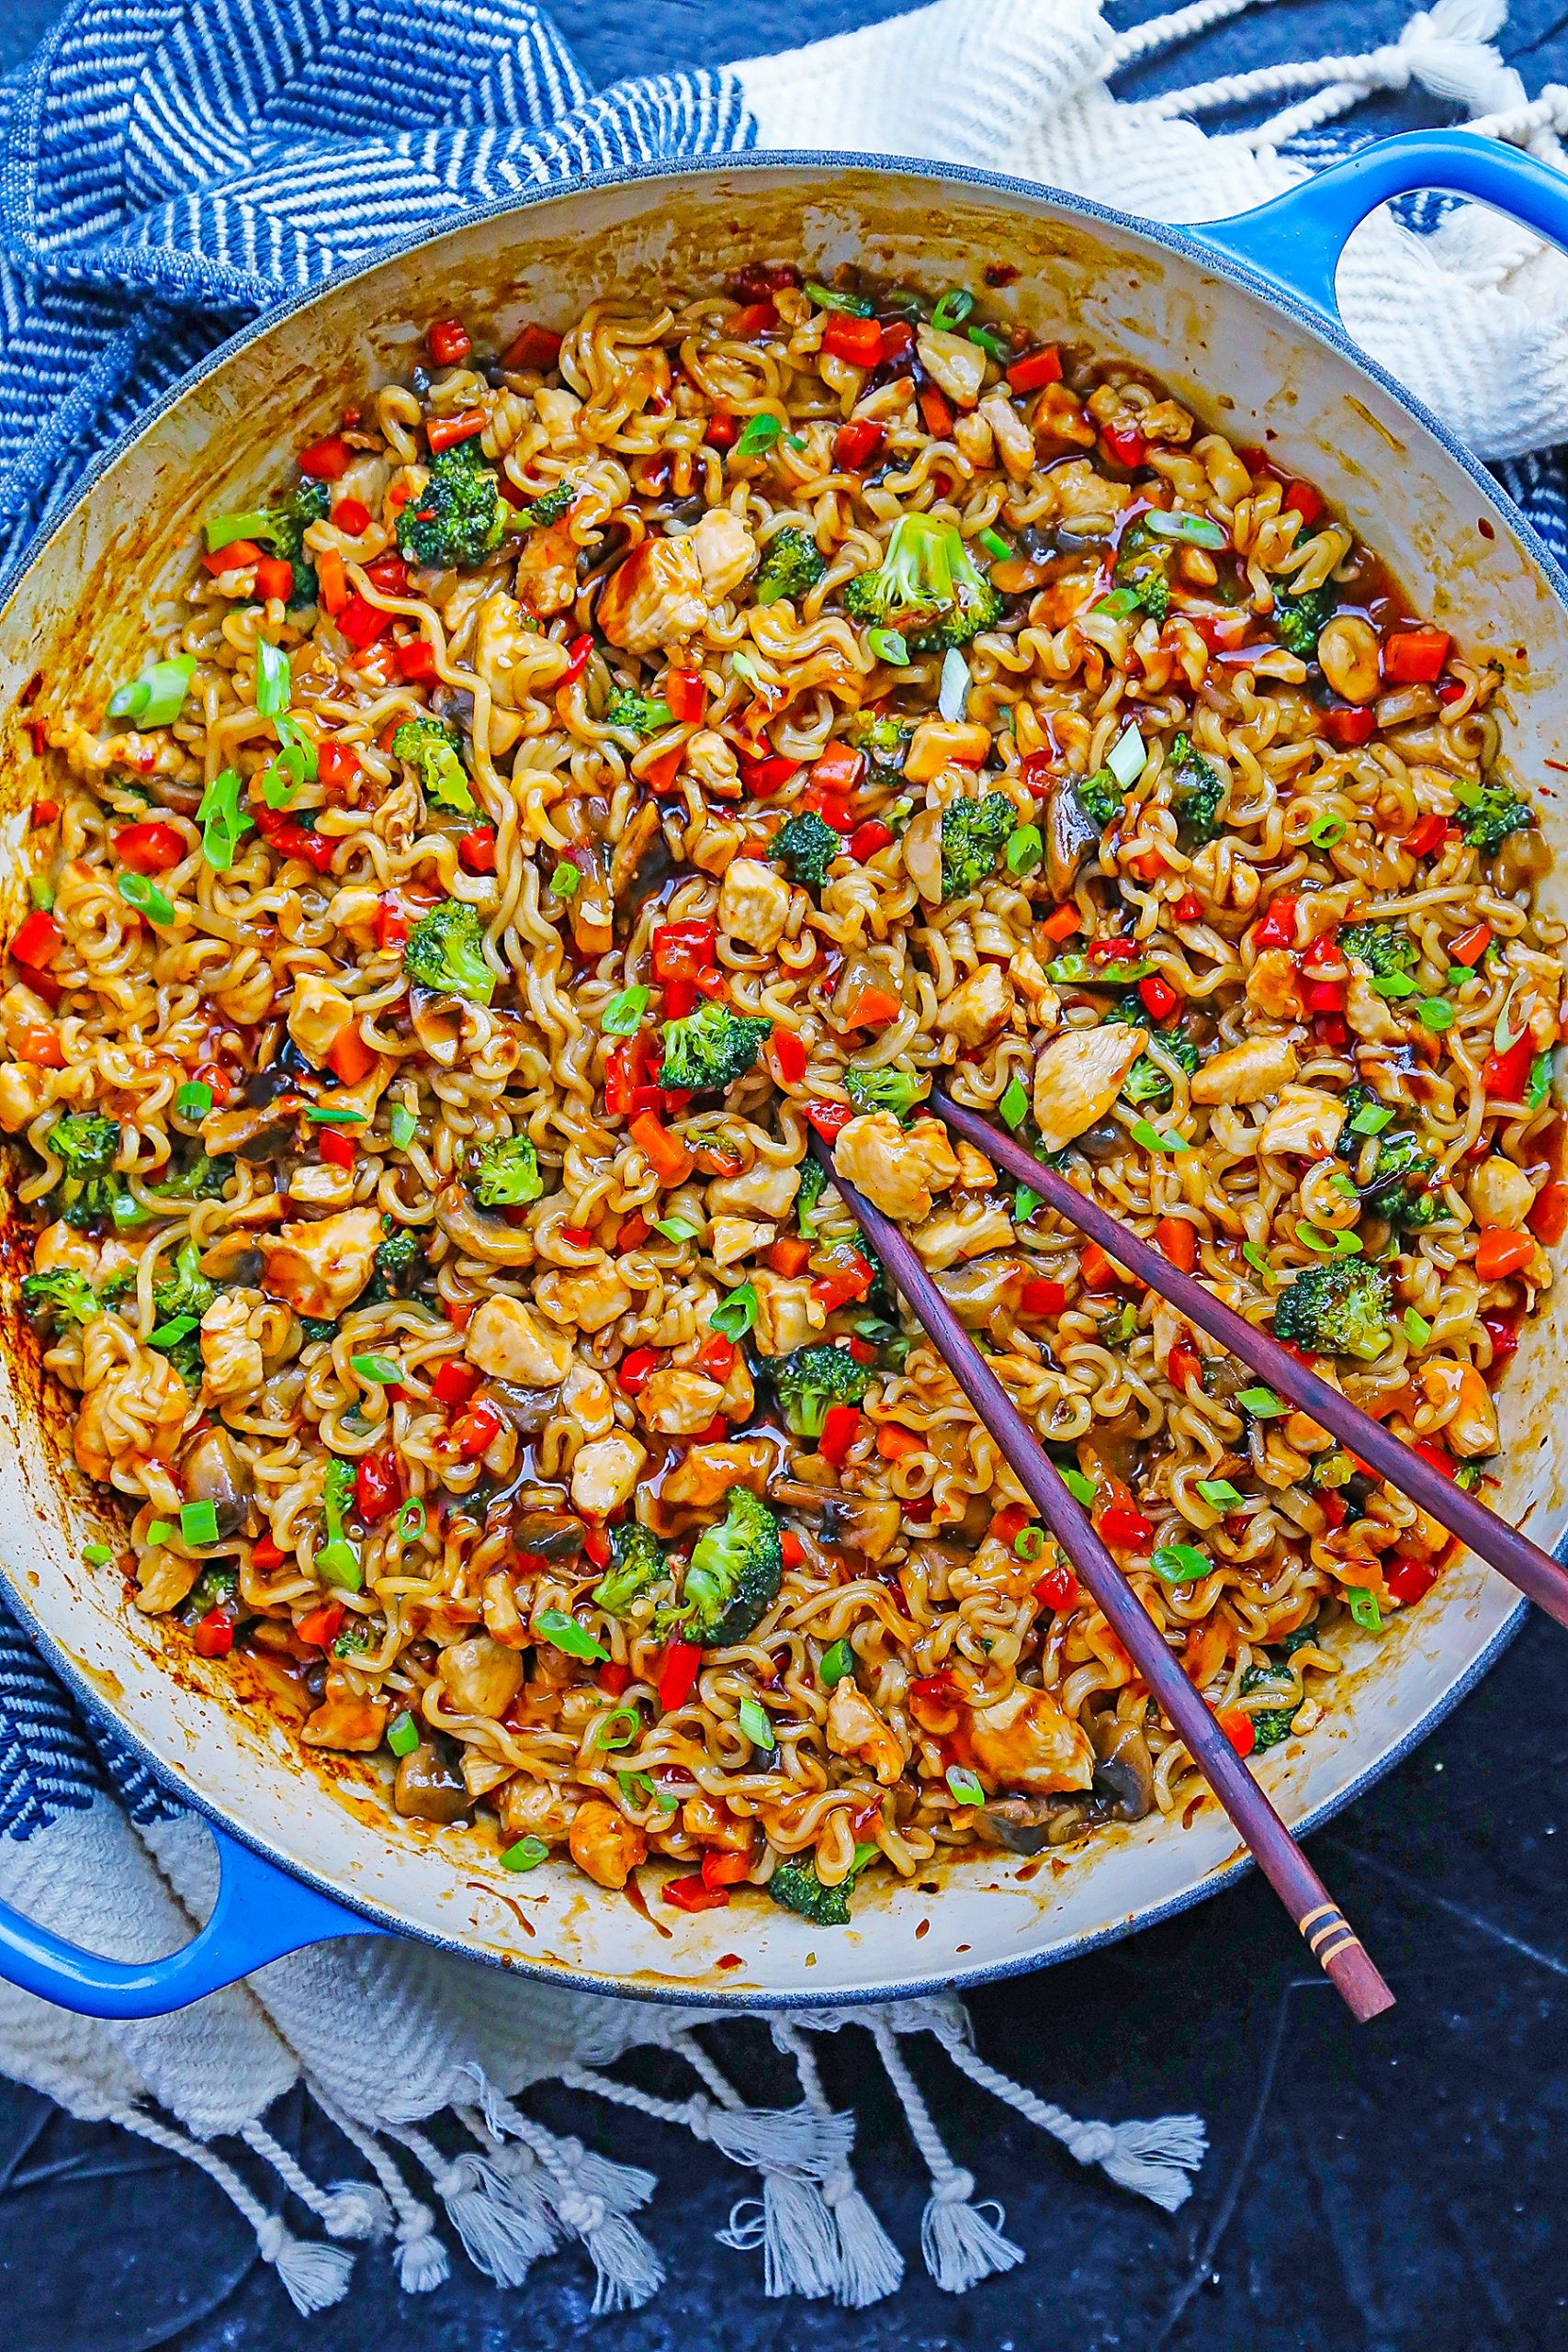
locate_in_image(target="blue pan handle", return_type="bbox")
[0,1825,379,2018]
[1201,127,1568,322]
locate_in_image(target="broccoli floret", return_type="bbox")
[1393,1187,1446,1232]
[1335,1083,1383,1157]
[471,1132,543,1208]
[773,1341,874,1440]
[522,481,577,526]
[842,514,1001,652]
[592,1522,668,1617]
[206,478,329,563]
[397,442,506,569]
[1273,1261,1392,1362]
[1168,732,1224,845]
[1341,922,1416,978]
[679,1487,784,1645]
[844,1065,929,1123]
[360,1220,425,1308]
[1364,1129,1433,1201]
[404,899,494,1005]
[767,1851,862,1926]
[152,1238,216,1327]
[796,1156,828,1237]
[770,810,841,891]
[1122,1029,1201,1107]
[604,687,674,738]
[151,1152,233,1204]
[1452,776,1534,855]
[1238,1662,1300,1751]
[21,1268,100,1329]
[941,793,1015,899]
[1273,580,1337,658]
[1077,770,1125,831]
[660,1004,773,1093]
[846,711,910,772]
[1111,524,1170,623]
[755,527,826,608]
[391,718,474,816]
[47,1114,127,1226]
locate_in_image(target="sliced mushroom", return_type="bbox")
[1089,1712,1156,1822]
[933,1254,1032,1328]
[1044,778,1101,899]
[435,1179,537,1267]
[179,1426,254,1538]
[393,1738,470,1824]
[901,808,944,905]
[609,799,661,899]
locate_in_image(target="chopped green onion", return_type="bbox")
[1013,1524,1045,1561]
[389,1103,418,1149]
[1061,1467,1096,1509]
[395,1499,427,1549]
[550,863,580,900]
[1013,1184,1042,1223]
[149,1315,199,1347]
[1371,973,1418,1000]
[107,654,196,729]
[1143,510,1227,548]
[806,282,874,317]
[255,640,291,718]
[1307,811,1348,847]
[930,288,975,331]
[175,1080,212,1117]
[1416,997,1454,1032]
[1107,723,1146,789]
[1197,1478,1244,1508]
[82,1544,113,1566]
[738,1695,775,1750]
[818,1639,855,1688]
[146,1521,173,1546]
[1349,1101,1394,1136]
[1347,1587,1382,1632]
[197,768,253,872]
[999,1076,1031,1130]
[307,1105,367,1125]
[734,413,782,459]
[501,1837,549,1872]
[1327,1171,1359,1200]
[786,434,807,451]
[117,871,176,925]
[866,627,909,667]
[1238,1385,1284,1418]
[1295,1221,1363,1257]
[602,986,650,1035]
[1094,589,1142,618]
[350,1354,400,1385]
[181,1499,220,1546]
[28,876,54,910]
[1006,824,1043,876]
[1447,967,1473,989]
[1403,1307,1432,1347]
[980,527,1012,562]
[387,1711,419,1758]
[1150,1542,1210,1584]
[945,1763,986,1805]
[1241,1240,1275,1284]
[535,1607,606,1662]
[594,1704,641,1751]
[711,1283,757,1340]
[1130,1118,1188,1153]
[654,1216,700,1243]
[939,647,971,721]
[730,650,761,687]
[966,323,1010,364]
[1528,1049,1555,1111]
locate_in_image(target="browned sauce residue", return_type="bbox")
[623,1874,672,1939]
[466,1881,536,1935]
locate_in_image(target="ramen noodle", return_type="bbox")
[3,266,1561,1925]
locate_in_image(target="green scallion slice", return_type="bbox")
[550,863,580,899]
[1197,1478,1244,1508]
[602,985,650,1035]
[1416,997,1455,1032]
[805,281,874,317]
[711,1283,757,1340]
[1349,1101,1394,1135]
[980,527,1012,562]
[1238,1386,1284,1418]
[501,1837,549,1872]
[1005,823,1043,876]
[181,1499,220,1546]
[654,1216,699,1243]
[945,1763,985,1805]
[535,1607,606,1663]
[255,640,291,719]
[350,1354,400,1385]
[734,413,783,459]
[1151,1542,1210,1584]
[1307,811,1348,847]
[818,1639,854,1688]
[389,1103,418,1149]
[1404,1307,1433,1347]
[387,1711,420,1758]
[738,1695,775,1750]
[1061,1467,1096,1509]
[999,1077,1030,1130]
[930,288,975,332]
[117,871,176,925]
[1347,1587,1382,1632]
[175,1080,213,1117]
[146,1521,173,1546]
[107,654,196,729]
[866,627,910,667]
[1012,1524,1045,1561]
[197,768,253,872]
[82,1544,113,1567]
[307,1105,367,1125]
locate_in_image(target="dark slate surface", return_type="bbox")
[6,4,1568,2347]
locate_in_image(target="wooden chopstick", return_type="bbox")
[931,1084,1568,1636]
[810,1136,1396,2026]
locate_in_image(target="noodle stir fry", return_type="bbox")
[5,266,1562,1922]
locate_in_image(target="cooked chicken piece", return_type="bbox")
[750,1267,821,1354]
[287,1162,356,1210]
[73,1338,192,1484]
[258,1204,382,1320]
[953,1139,996,1188]
[569,1798,647,1889]
[1050,458,1133,537]
[514,520,578,618]
[937,964,1013,1048]
[686,730,741,805]
[660,1437,775,1508]
[1345,973,1408,1046]
[1258,1085,1347,1159]
[682,1791,753,1850]
[498,1775,577,1846]
[1469,1156,1538,1229]
[692,507,758,599]
[133,1549,202,1615]
[1420,1361,1499,1457]
[911,1202,1016,1269]
[1190,1035,1299,1107]
[466,1292,574,1385]
[967,1684,1095,1793]
[717,855,791,954]
[532,384,581,445]
[708,1158,801,1220]
[1246,949,1303,1022]
[596,536,706,654]
[709,1216,774,1269]
[637,1366,727,1435]
[562,1359,616,1440]
[825,1679,905,1784]
[1032,1022,1145,1150]
[437,1634,525,1719]
[287,973,353,1066]
[475,586,552,707]
[904,718,990,785]
[953,410,994,469]
[481,1569,527,1646]
[977,389,1034,478]
[534,1261,630,1332]
[461,1750,515,1800]
[916,326,987,409]
[0,1060,48,1130]
[0,980,54,1053]
[570,1432,648,1515]
[301,1689,389,1752]
[33,1218,99,1278]
[835,1112,960,1223]
[199,1289,268,1404]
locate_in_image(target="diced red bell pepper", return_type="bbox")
[1283,480,1325,526]
[702,1849,752,1890]
[202,539,264,576]
[395,639,436,683]
[1483,1033,1534,1102]
[1382,628,1450,684]
[319,1127,355,1170]
[917,380,953,438]
[1450,922,1492,967]
[696,1334,736,1383]
[559,633,593,688]
[810,1256,874,1312]
[355,1451,402,1521]
[1168,1342,1201,1395]
[1475,1227,1534,1281]
[1251,897,1298,950]
[617,1346,662,1396]
[818,1404,862,1466]
[803,790,855,834]
[17,1025,62,1068]
[426,408,488,456]
[658,1640,702,1713]
[738,750,800,798]
[252,1533,285,1569]
[729,300,777,340]
[459,826,497,874]
[803,1099,853,1141]
[1101,421,1146,469]
[768,1027,807,1086]
[1175,891,1202,922]
[115,820,185,873]
[428,317,471,366]
[1300,932,1342,971]
[1320,705,1376,749]
[833,419,885,471]
[1097,1501,1154,1550]
[1219,1709,1256,1758]
[848,820,893,863]
[31,800,59,827]
[364,555,408,596]
[332,497,371,536]
[193,1608,235,1658]
[605,1033,652,1116]
[1304,979,1346,1014]
[822,315,884,368]
[651,919,717,982]
[451,1400,502,1460]
[810,741,864,795]
[1386,1555,1439,1606]
[431,1360,480,1410]
[663,1874,729,1912]
[255,557,294,604]
[327,1023,376,1085]
[296,1600,344,1650]
[598,1657,630,1697]
[705,410,739,450]
[1034,1565,1077,1611]
[502,322,563,372]
[338,595,391,652]
[1482,1310,1521,1366]
[10,909,62,969]
[665,667,707,725]
[299,435,353,481]
[1156,1216,1197,1273]
[376,896,409,951]
[1021,1277,1066,1317]
[847,985,900,1028]
[1413,1438,1456,1481]
[1007,345,1063,392]
[1403,810,1450,858]
[1138,972,1178,1021]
